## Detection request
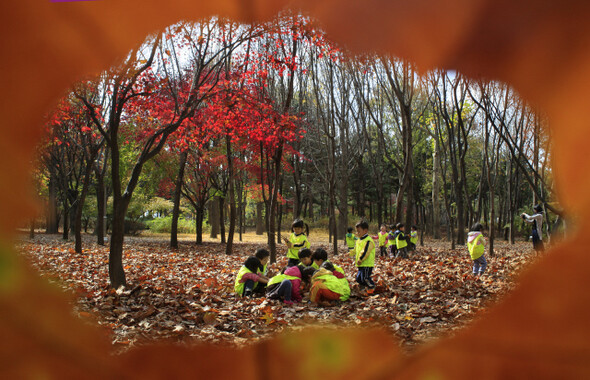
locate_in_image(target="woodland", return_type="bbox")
[25,13,558,351]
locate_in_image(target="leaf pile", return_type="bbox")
[16,234,539,353]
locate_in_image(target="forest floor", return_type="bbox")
[16,232,541,354]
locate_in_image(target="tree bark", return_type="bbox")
[46,169,59,234]
[170,150,188,249]
[209,197,219,239]
[432,133,441,239]
[256,202,265,235]
[74,158,95,253]
[225,135,236,255]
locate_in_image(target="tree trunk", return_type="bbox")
[432,135,441,239]
[209,197,220,239]
[74,159,94,253]
[170,150,188,249]
[46,170,59,234]
[95,168,106,246]
[62,203,69,240]
[195,205,204,244]
[256,202,265,235]
[109,200,128,289]
[219,196,226,244]
[225,135,236,255]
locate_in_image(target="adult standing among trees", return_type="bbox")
[521,204,544,252]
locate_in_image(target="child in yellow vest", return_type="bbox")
[395,223,410,259]
[387,225,396,257]
[377,224,388,257]
[282,218,310,267]
[309,262,351,306]
[311,248,345,275]
[345,227,357,252]
[467,223,486,277]
[234,256,269,297]
[354,220,376,293]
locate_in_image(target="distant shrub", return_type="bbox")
[145,216,196,234]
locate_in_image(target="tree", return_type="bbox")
[76,21,248,288]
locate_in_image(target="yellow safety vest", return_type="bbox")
[287,233,310,259]
[468,234,485,260]
[314,271,351,301]
[355,235,375,267]
[396,231,408,249]
[234,266,254,296]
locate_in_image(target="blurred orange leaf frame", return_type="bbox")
[1,0,590,378]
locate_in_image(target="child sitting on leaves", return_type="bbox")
[266,265,313,305]
[309,262,351,306]
[281,248,312,275]
[234,256,269,297]
[253,248,271,294]
[311,248,345,276]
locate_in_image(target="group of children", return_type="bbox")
[373,223,418,259]
[235,217,495,306]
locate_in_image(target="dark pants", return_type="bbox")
[532,229,544,251]
[356,267,375,289]
[380,246,387,257]
[397,247,408,258]
[242,279,255,297]
[266,280,293,302]
[390,245,397,257]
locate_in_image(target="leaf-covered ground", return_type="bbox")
[16,234,539,353]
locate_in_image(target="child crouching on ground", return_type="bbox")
[266,265,313,305]
[309,262,351,306]
[467,223,486,277]
[234,256,269,297]
[311,248,345,275]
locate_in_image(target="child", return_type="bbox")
[253,248,271,294]
[409,225,418,251]
[255,248,271,277]
[311,248,345,275]
[282,218,310,267]
[234,256,268,297]
[279,248,312,274]
[297,248,313,269]
[387,225,397,258]
[378,224,388,257]
[467,223,486,277]
[345,227,357,253]
[395,223,410,259]
[353,220,376,294]
[521,204,544,252]
[266,265,314,305]
[309,262,351,306]
[266,265,303,305]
